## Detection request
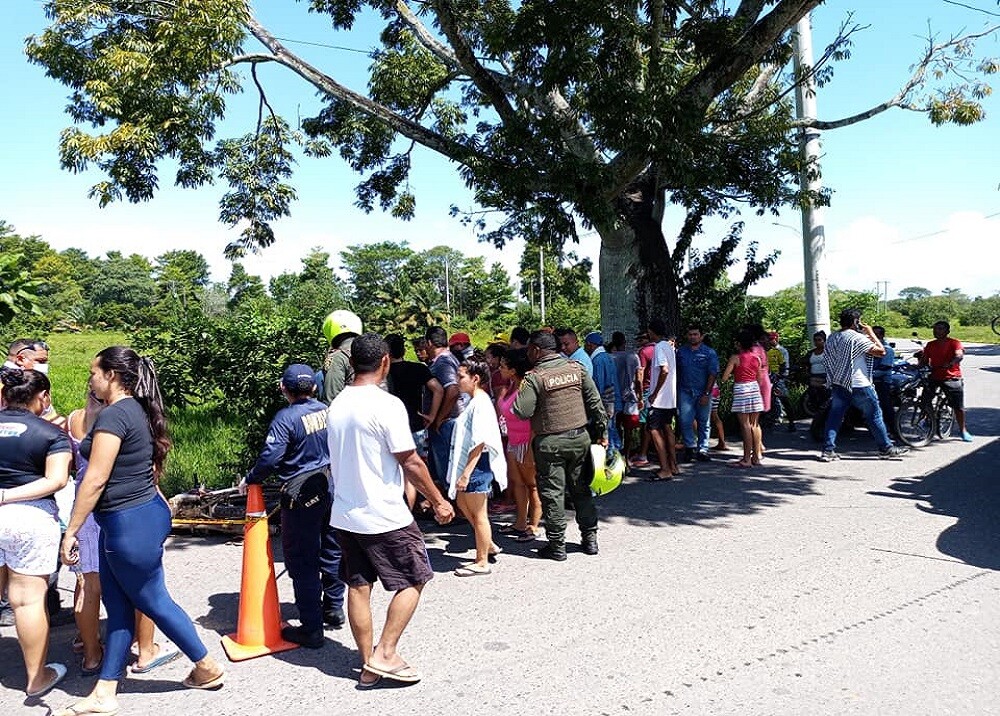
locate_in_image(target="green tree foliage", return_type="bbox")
[0,251,43,327]
[87,251,157,327]
[898,286,932,301]
[27,2,997,338]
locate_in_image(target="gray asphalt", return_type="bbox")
[4,341,999,716]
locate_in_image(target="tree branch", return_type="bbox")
[393,0,459,68]
[242,14,486,167]
[430,0,518,124]
[679,0,823,112]
[793,24,1000,130]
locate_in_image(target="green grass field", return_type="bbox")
[44,331,241,495]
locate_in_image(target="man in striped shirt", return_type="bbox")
[820,309,908,462]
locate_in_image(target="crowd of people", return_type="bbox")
[0,307,975,705]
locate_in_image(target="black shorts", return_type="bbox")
[335,521,434,592]
[929,379,965,412]
[647,407,677,431]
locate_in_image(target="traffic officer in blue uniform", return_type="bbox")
[241,364,344,648]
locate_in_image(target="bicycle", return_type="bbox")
[992,315,1000,337]
[894,367,955,447]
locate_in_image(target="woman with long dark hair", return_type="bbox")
[55,347,224,716]
[0,368,71,697]
[720,330,765,468]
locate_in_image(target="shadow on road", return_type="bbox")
[869,437,1000,570]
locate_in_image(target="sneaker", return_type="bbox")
[695,451,710,462]
[819,449,840,462]
[580,533,599,556]
[878,445,909,459]
[281,625,325,649]
[533,544,567,562]
[323,608,345,629]
[961,431,973,442]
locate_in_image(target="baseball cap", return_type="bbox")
[492,332,510,344]
[584,331,604,346]
[449,332,471,347]
[281,364,316,393]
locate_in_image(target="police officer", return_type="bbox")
[240,364,345,648]
[320,310,363,403]
[513,331,608,561]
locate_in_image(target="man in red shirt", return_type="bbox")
[915,320,972,441]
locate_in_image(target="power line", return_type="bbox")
[889,210,1000,245]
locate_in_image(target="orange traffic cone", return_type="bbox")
[221,485,298,661]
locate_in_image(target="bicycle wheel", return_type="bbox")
[896,399,932,447]
[936,403,955,439]
[992,315,1000,337]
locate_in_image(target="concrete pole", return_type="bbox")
[792,13,831,338]
[539,246,547,325]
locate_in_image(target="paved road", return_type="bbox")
[3,344,998,716]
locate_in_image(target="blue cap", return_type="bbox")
[584,331,605,346]
[281,364,316,393]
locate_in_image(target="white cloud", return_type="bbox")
[731,211,1000,299]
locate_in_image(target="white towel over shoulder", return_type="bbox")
[447,391,508,500]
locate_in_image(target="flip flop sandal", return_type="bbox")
[645,474,673,482]
[53,701,120,716]
[27,662,67,698]
[496,524,520,534]
[454,565,492,577]
[357,672,382,689]
[183,668,225,690]
[129,643,180,674]
[80,650,104,677]
[362,662,422,683]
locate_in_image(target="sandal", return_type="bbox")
[183,666,225,690]
[52,698,120,716]
[26,662,67,698]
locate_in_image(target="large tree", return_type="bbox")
[25,1,998,334]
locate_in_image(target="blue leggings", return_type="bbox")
[95,497,208,680]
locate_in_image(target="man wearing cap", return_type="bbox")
[448,331,474,362]
[241,363,345,648]
[584,331,621,450]
[513,331,607,560]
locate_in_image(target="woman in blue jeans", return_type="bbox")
[56,347,224,716]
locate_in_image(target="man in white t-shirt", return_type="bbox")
[327,334,454,687]
[646,319,679,480]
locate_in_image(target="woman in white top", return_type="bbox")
[447,359,507,576]
[807,331,827,386]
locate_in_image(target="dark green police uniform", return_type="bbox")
[513,353,607,552]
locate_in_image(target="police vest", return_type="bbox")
[529,358,588,435]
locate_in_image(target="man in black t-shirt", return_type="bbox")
[385,335,443,442]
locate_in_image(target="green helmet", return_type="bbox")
[589,444,625,496]
[322,310,362,344]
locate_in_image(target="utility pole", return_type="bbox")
[793,14,831,338]
[444,256,451,316]
[539,246,547,325]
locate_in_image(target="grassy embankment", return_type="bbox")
[46,332,242,496]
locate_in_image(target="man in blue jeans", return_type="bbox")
[675,325,719,462]
[820,309,909,462]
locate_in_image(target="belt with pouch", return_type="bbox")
[280,469,330,509]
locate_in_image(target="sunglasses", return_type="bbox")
[15,340,50,355]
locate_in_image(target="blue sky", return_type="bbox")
[2,1,998,300]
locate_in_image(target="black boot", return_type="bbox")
[581,533,599,556]
[281,625,325,649]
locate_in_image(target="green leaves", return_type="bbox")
[216,115,299,258]
[26,0,248,204]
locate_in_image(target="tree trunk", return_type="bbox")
[597,224,640,339]
[595,173,681,339]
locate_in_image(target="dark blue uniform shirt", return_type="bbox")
[246,398,330,484]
